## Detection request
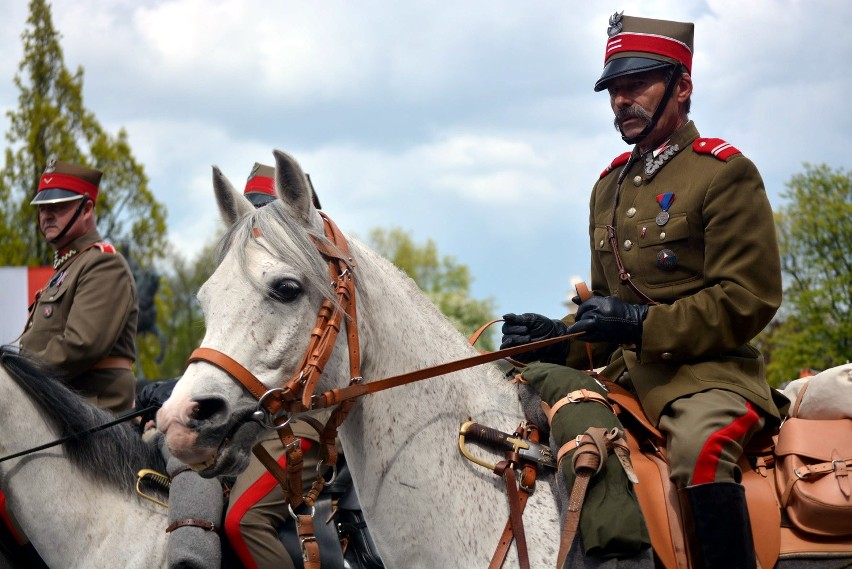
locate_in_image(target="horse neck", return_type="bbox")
[0,366,168,567]
[351,242,509,395]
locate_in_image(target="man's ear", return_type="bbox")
[676,72,693,103]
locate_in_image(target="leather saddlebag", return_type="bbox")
[774,382,852,537]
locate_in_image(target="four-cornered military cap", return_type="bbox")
[594,12,694,92]
[31,159,102,205]
[244,162,276,208]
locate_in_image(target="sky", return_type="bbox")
[1,0,851,321]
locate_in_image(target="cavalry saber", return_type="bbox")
[459,420,556,471]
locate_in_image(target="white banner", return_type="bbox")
[0,266,53,344]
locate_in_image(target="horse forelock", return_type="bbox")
[215,201,337,306]
[0,346,165,491]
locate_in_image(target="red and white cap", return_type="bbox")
[244,162,276,208]
[594,12,694,92]
[31,159,102,205]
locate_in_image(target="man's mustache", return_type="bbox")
[613,106,652,130]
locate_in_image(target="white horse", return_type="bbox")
[157,150,568,569]
[0,347,169,568]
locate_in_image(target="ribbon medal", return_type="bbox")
[655,192,675,226]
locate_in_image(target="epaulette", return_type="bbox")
[599,152,631,179]
[693,138,742,161]
[93,242,116,254]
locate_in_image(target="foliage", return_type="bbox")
[143,239,219,379]
[0,0,167,267]
[367,227,497,350]
[758,163,852,385]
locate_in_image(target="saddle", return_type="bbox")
[605,377,852,569]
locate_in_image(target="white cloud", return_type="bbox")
[1,0,851,320]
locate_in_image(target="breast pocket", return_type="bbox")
[30,284,69,333]
[636,213,702,287]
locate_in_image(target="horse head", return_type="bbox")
[158,150,345,476]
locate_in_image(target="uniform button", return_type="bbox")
[633,175,642,187]
[699,141,706,147]
[626,207,637,218]
[624,239,633,250]
[599,239,605,248]
[659,232,666,240]
[661,352,673,360]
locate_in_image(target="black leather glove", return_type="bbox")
[501,312,569,364]
[566,296,648,346]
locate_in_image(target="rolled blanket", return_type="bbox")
[520,362,650,559]
[156,435,223,569]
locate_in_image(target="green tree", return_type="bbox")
[759,164,852,385]
[367,227,497,350]
[140,240,218,379]
[0,0,166,267]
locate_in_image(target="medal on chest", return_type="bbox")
[655,192,676,226]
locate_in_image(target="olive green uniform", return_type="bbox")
[20,229,138,413]
[570,121,784,485]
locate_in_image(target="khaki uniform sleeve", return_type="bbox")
[639,156,782,362]
[38,253,136,376]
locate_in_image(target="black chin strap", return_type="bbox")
[48,197,88,245]
[621,69,681,145]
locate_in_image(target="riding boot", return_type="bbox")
[678,482,756,569]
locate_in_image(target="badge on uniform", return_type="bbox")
[655,192,675,226]
[656,249,678,271]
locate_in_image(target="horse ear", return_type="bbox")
[272,149,315,226]
[212,166,254,226]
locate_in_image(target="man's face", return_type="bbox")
[38,199,89,248]
[607,70,671,142]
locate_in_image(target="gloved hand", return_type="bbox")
[501,312,570,364]
[567,296,648,346]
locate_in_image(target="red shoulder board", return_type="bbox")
[693,138,741,161]
[599,152,631,179]
[94,242,116,254]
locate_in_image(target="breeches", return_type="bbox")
[657,389,765,488]
[224,436,320,569]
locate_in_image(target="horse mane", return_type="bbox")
[0,346,165,491]
[216,201,338,305]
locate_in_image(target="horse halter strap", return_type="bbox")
[187,211,361,417]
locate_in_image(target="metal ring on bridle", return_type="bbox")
[289,503,316,520]
[316,459,337,486]
[252,388,292,430]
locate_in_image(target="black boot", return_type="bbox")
[678,482,756,569]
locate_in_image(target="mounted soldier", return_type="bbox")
[502,13,788,568]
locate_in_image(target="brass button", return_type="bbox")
[624,239,633,250]
[626,207,637,218]
[661,352,673,360]
[633,175,642,187]
[659,232,666,240]
[599,239,605,248]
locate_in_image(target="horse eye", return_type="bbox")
[270,278,302,303]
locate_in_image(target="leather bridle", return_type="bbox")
[187,211,361,423]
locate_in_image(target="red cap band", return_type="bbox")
[37,173,98,200]
[606,32,692,71]
[244,175,275,196]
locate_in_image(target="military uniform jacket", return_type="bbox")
[579,121,783,425]
[20,230,138,412]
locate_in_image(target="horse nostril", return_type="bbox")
[191,397,228,423]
